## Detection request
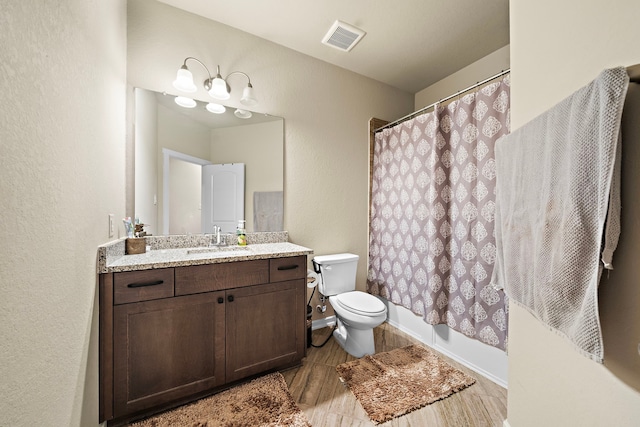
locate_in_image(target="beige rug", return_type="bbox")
[129,372,311,427]
[336,344,476,424]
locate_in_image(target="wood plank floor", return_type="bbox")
[281,322,507,427]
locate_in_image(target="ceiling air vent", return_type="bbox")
[321,20,366,52]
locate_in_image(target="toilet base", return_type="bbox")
[332,318,376,358]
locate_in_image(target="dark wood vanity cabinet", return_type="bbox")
[99,255,307,425]
[113,292,226,417]
[225,279,304,382]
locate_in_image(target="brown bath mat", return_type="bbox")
[336,344,476,424]
[129,372,311,427]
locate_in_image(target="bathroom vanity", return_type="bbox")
[97,235,312,425]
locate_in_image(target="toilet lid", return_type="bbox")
[334,291,387,316]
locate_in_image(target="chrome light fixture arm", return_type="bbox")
[225,71,251,85]
[180,57,217,90]
[173,57,258,109]
[225,71,257,107]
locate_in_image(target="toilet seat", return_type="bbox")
[333,291,386,316]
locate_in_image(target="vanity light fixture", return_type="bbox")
[172,57,258,110]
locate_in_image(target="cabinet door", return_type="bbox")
[113,292,225,417]
[225,280,305,382]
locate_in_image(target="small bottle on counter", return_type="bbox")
[236,220,247,246]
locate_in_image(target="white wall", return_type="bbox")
[508,1,640,426]
[0,1,127,426]
[127,0,414,289]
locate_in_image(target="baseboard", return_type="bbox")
[312,315,336,330]
[431,335,508,388]
[312,314,507,389]
[382,299,508,388]
[385,316,425,342]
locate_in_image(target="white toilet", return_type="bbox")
[313,253,387,358]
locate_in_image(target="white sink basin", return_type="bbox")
[186,246,250,255]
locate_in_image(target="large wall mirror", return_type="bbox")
[133,88,284,236]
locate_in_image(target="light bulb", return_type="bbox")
[234,109,252,119]
[175,96,196,108]
[206,103,226,114]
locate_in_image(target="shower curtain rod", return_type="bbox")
[375,68,511,133]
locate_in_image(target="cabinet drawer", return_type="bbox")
[270,256,307,283]
[175,260,269,296]
[113,268,174,305]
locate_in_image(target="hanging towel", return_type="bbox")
[490,67,629,362]
[253,191,283,232]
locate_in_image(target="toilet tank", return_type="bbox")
[313,253,359,296]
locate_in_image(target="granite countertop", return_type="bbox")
[102,241,313,273]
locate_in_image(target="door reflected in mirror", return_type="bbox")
[133,88,284,235]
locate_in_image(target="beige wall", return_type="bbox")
[0,1,127,426]
[156,104,211,233]
[415,45,510,110]
[168,157,202,235]
[17,0,635,424]
[127,0,414,327]
[211,120,284,232]
[134,89,159,236]
[143,99,283,235]
[157,103,211,160]
[1,0,410,424]
[508,1,640,426]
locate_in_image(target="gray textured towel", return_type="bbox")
[491,67,629,362]
[253,191,283,232]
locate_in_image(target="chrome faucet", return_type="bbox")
[210,226,222,246]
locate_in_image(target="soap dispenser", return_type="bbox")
[236,220,247,246]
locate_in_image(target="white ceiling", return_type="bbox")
[157,0,510,94]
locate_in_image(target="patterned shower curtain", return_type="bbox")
[368,76,510,350]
